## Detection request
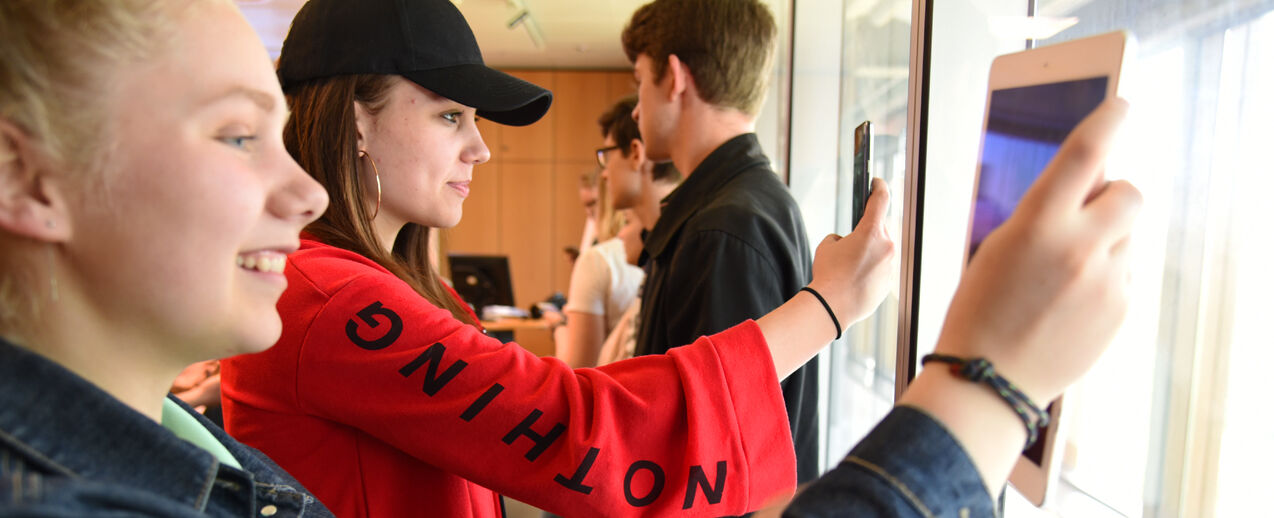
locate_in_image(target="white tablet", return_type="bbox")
[963,30,1135,507]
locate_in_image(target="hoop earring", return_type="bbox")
[358,150,382,219]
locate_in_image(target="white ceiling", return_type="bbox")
[235,0,788,70]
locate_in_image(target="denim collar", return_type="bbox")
[0,337,224,511]
[641,133,771,265]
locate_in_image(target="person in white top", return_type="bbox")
[557,212,645,367]
[575,168,601,257]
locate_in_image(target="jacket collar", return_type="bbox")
[641,133,770,265]
[0,337,224,510]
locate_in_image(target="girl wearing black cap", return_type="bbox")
[0,0,1141,517]
[218,0,895,516]
[211,1,1144,518]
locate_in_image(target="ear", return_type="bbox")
[0,119,72,242]
[352,101,372,151]
[626,138,646,166]
[665,54,690,102]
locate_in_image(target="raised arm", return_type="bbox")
[900,98,1140,494]
[757,177,898,379]
[779,98,1142,518]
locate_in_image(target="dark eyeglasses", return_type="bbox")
[595,145,622,167]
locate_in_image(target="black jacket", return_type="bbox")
[635,133,819,484]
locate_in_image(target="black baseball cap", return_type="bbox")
[277,0,552,127]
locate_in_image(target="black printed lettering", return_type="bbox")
[553,447,601,495]
[682,461,727,509]
[460,383,505,421]
[501,409,566,462]
[345,301,403,350]
[398,343,468,396]
[624,460,665,508]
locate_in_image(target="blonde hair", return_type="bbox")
[595,176,628,243]
[0,0,212,336]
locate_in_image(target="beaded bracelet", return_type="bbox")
[920,353,1050,449]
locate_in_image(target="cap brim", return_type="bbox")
[403,64,552,127]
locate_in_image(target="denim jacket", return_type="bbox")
[0,337,334,517]
[782,406,998,518]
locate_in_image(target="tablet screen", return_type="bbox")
[970,76,1109,259]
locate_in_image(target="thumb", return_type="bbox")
[853,178,891,234]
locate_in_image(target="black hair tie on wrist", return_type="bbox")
[921,353,1051,449]
[800,286,841,340]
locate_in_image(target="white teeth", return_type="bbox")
[237,253,286,274]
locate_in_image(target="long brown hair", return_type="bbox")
[283,74,478,327]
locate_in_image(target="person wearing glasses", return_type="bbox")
[0,0,1139,516]
[622,0,825,486]
[553,97,678,369]
[219,0,897,516]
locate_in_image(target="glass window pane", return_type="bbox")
[823,0,913,464]
[924,1,1273,516]
[1036,3,1274,517]
[1214,15,1274,518]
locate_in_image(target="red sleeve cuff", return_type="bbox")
[669,320,797,510]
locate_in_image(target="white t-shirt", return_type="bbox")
[578,218,598,254]
[562,237,644,333]
[597,297,640,364]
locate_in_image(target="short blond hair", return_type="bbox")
[595,176,628,243]
[0,1,184,169]
[0,0,214,336]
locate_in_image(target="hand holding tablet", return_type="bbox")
[900,29,1139,507]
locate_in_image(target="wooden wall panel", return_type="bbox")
[552,71,615,162]
[554,160,594,298]
[497,71,555,161]
[499,161,554,309]
[607,71,637,102]
[442,160,501,256]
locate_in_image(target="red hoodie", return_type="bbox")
[221,238,795,517]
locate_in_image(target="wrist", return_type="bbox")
[799,286,842,340]
[930,330,1058,406]
[920,354,1050,448]
[900,365,1028,494]
[805,280,858,331]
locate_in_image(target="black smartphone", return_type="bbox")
[851,121,873,230]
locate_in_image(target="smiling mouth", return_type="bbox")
[236,251,287,274]
[449,181,471,197]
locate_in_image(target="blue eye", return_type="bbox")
[220,135,257,149]
[442,111,462,124]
